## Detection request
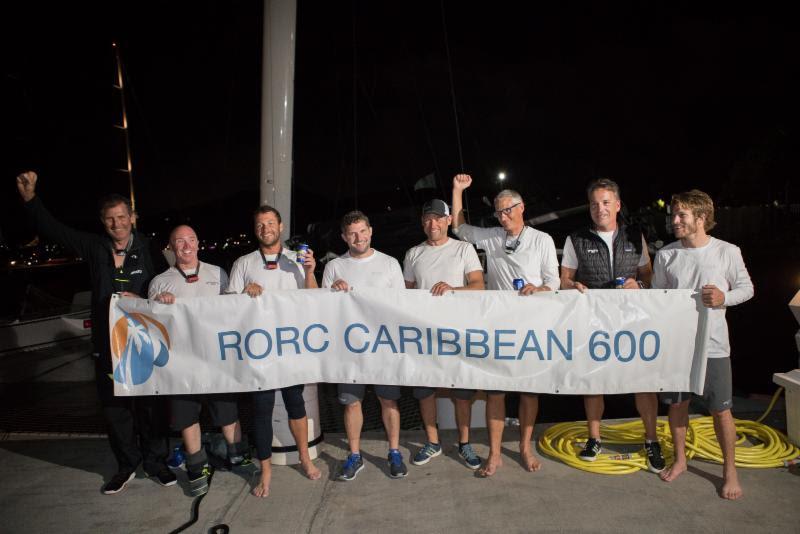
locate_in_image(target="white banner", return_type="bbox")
[109,289,709,396]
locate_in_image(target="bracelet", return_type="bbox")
[637,280,645,289]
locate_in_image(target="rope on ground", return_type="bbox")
[168,472,212,534]
[538,387,800,474]
[167,470,231,534]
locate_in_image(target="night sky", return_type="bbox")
[2,2,800,392]
[3,2,797,239]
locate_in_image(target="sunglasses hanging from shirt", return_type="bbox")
[259,249,284,270]
[112,237,134,257]
[176,264,200,283]
[504,226,526,255]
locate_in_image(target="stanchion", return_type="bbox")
[435,389,487,429]
[270,383,323,465]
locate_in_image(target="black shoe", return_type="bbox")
[645,441,666,473]
[151,467,178,487]
[230,454,261,475]
[188,464,214,496]
[578,438,602,462]
[103,471,136,495]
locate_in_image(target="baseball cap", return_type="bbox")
[422,199,450,217]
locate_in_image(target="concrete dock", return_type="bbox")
[1,426,798,533]
[1,340,798,533]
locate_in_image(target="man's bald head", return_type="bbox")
[170,225,197,245]
[170,225,199,268]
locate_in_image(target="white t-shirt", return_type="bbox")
[227,249,305,293]
[561,232,650,270]
[403,237,483,289]
[652,237,754,358]
[453,224,559,290]
[321,249,405,289]
[148,263,228,298]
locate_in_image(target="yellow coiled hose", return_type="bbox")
[538,387,800,474]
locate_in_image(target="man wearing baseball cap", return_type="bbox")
[403,199,485,470]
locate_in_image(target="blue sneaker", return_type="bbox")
[458,443,482,470]
[411,442,442,466]
[388,449,408,478]
[167,445,185,470]
[338,453,364,481]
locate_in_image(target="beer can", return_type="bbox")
[513,278,525,290]
[615,277,626,288]
[296,243,309,263]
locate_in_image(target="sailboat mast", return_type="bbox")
[260,0,297,240]
[112,42,136,216]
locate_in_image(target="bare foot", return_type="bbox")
[252,462,271,498]
[659,461,687,482]
[720,472,743,500]
[520,448,542,472]
[301,459,322,481]
[478,454,503,477]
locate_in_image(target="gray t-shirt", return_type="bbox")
[321,249,405,289]
[403,237,482,289]
[227,249,305,292]
[148,262,228,298]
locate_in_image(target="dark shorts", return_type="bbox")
[485,391,539,397]
[413,387,475,401]
[170,394,239,431]
[660,357,733,413]
[337,383,402,405]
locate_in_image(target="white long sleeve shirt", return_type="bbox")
[652,237,754,358]
[453,224,559,290]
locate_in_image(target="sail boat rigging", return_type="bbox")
[112,42,137,217]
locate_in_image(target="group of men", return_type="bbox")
[15,169,753,501]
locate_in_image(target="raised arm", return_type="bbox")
[16,170,98,259]
[451,174,472,230]
[16,171,37,202]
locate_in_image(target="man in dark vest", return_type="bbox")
[16,171,175,494]
[559,178,665,473]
